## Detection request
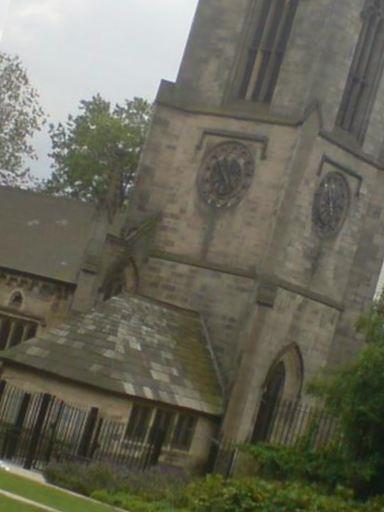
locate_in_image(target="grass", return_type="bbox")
[0,493,48,511]
[0,469,117,512]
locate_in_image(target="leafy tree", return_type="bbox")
[44,94,152,205]
[310,297,384,497]
[0,51,45,187]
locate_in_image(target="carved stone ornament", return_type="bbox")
[312,172,350,237]
[197,141,255,208]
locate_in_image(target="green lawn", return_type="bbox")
[0,470,117,512]
[0,493,47,511]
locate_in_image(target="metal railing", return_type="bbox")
[209,398,341,477]
[0,380,167,471]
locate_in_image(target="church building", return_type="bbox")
[1,0,384,470]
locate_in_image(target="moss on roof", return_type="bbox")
[1,294,224,416]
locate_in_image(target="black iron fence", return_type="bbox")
[0,380,342,476]
[210,398,341,477]
[0,381,166,471]
[252,398,341,449]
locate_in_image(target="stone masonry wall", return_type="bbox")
[224,286,340,440]
[266,133,379,304]
[131,0,384,439]
[0,271,74,334]
[172,0,384,160]
[1,366,217,471]
[133,105,297,274]
[139,256,255,384]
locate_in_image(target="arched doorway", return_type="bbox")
[252,344,303,442]
[252,361,286,442]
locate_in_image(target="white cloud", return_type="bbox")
[2,0,198,177]
[13,0,61,23]
[10,0,90,24]
[0,0,10,42]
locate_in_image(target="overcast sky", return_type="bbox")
[0,0,198,177]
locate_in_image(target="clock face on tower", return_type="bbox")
[197,142,255,208]
[312,172,350,237]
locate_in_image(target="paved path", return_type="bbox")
[0,488,60,511]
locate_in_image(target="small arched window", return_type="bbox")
[337,0,384,142]
[9,291,23,309]
[239,0,299,103]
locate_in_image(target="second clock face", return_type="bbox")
[197,142,255,208]
[312,172,350,237]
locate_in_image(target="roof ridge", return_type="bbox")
[0,186,95,208]
[114,292,201,317]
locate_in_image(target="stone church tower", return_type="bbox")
[131,0,384,441]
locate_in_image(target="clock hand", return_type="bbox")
[326,185,333,218]
[218,160,231,189]
[329,185,335,217]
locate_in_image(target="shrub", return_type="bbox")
[44,461,123,496]
[185,475,364,512]
[44,460,190,504]
[242,443,368,493]
[45,460,384,512]
[363,495,384,511]
[92,490,188,512]
[117,465,190,505]
[309,297,384,498]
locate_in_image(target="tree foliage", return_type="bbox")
[0,51,44,187]
[310,297,384,497]
[44,94,152,204]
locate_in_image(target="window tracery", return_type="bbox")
[239,0,299,103]
[336,0,384,142]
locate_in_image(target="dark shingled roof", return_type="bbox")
[0,187,96,283]
[0,294,224,416]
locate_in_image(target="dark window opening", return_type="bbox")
[0,319,11,351]
[239,0,299,103]
[336,1,384,143]
[24,323,38,342]
[0,315,38,350]
[9,292,23,309]
[103,278,124,301]
[252,361,286,443]
[171,414,197,451]
[125,405,152,441]
[9,321,25,348]
[150,409,175,445]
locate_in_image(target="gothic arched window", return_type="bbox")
[337,0,384,143]
[239,0,299,103]
[252,361,286,442]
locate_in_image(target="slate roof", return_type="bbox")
[0,187,96,283]
[0,294,224,416]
